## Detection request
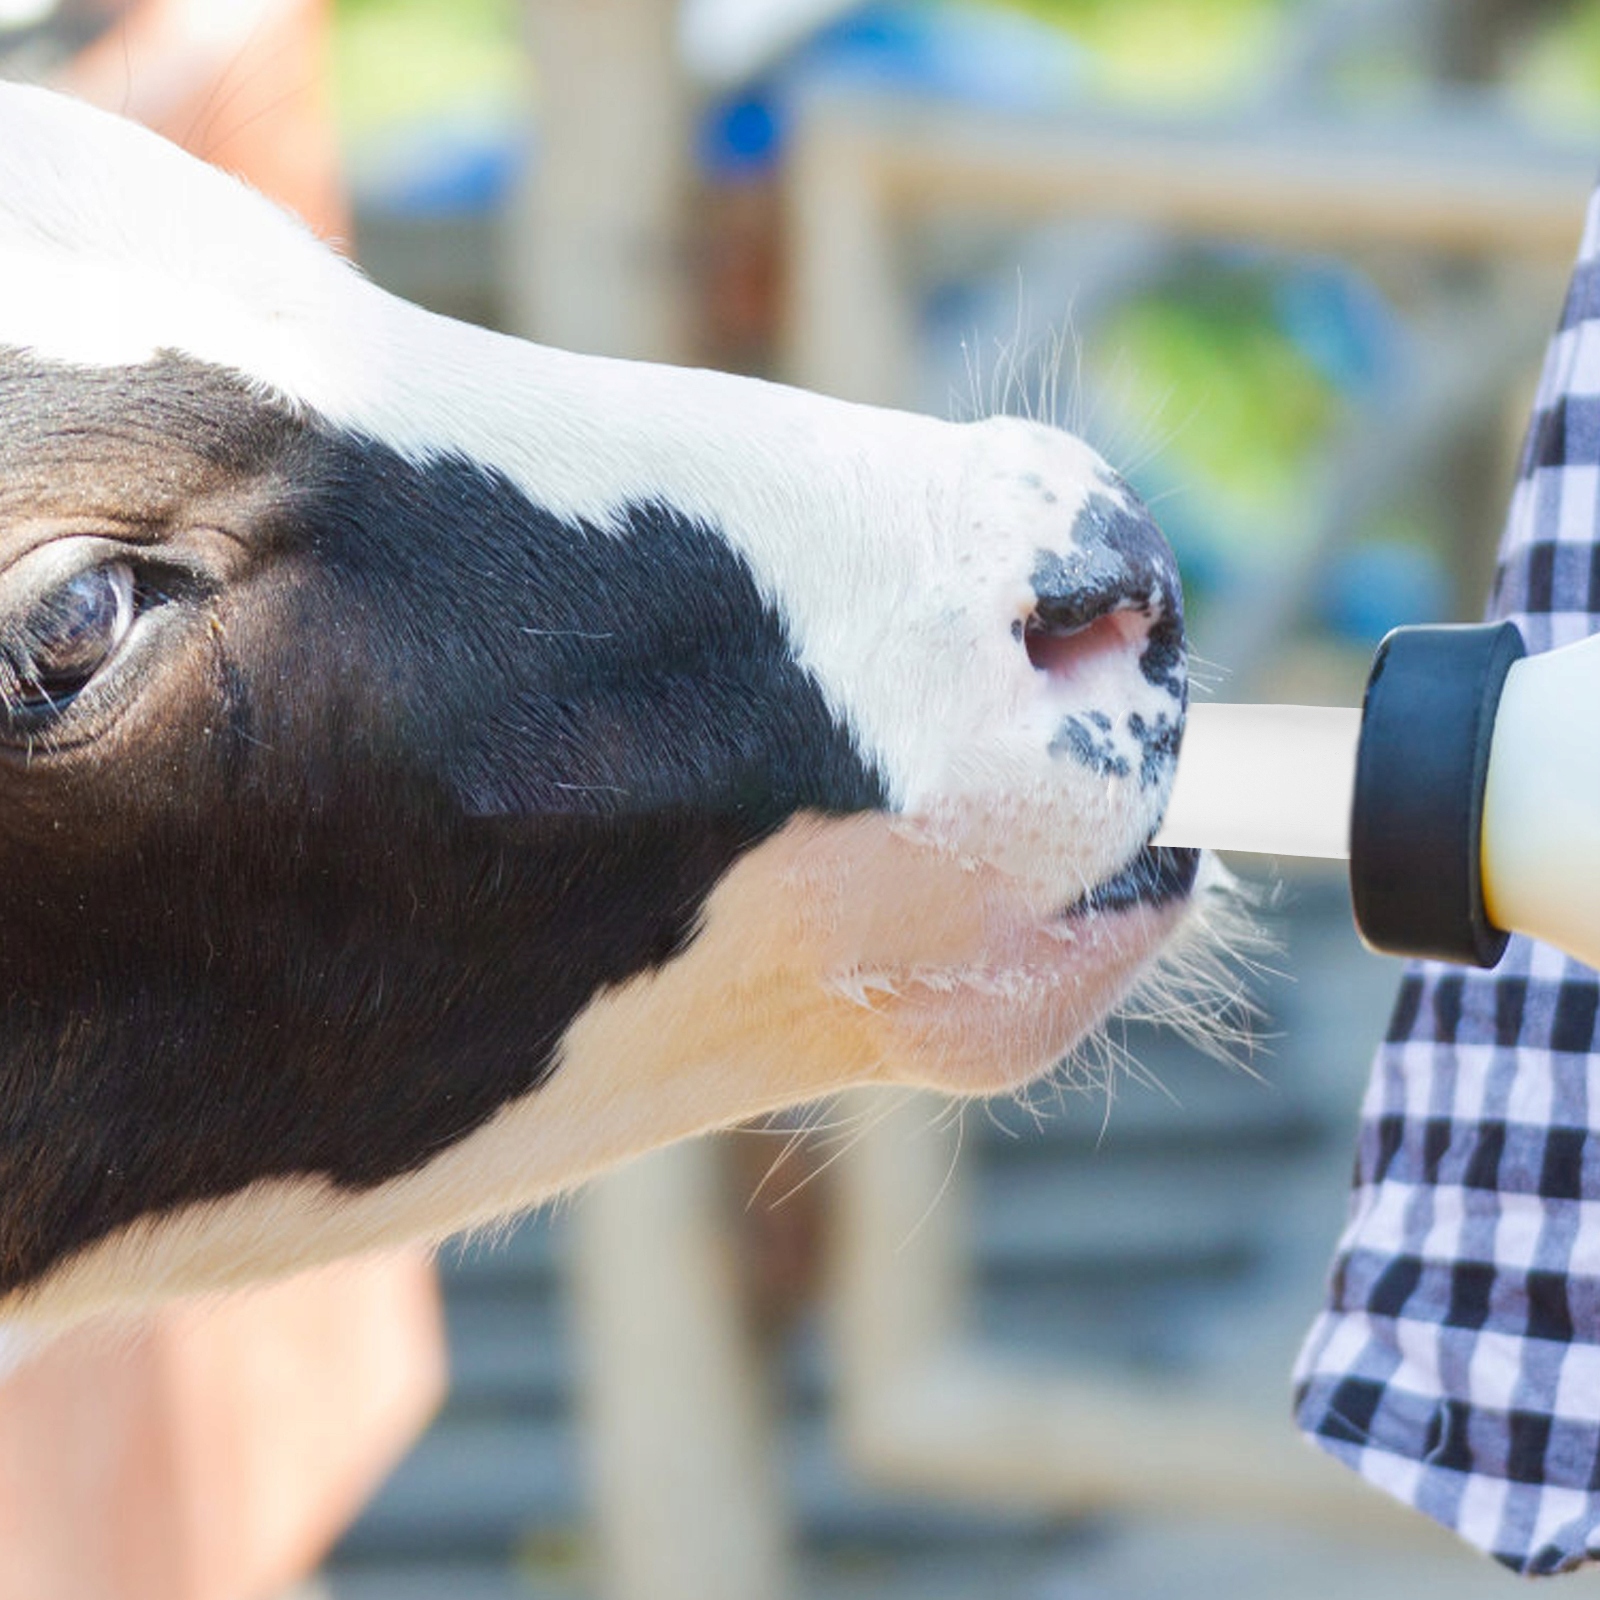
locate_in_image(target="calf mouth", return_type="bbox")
[1063,843,1200,919]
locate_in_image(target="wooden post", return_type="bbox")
[782,109,912,405]
[574,1148,793,1600]
[511,0,694,363]
[512,5,792,1597]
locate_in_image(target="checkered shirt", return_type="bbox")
[1293,180,1600,1576]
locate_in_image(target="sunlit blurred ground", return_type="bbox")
[322,873,1556,1596]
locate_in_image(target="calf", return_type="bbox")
[0,84,1204,1331]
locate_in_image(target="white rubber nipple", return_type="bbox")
[1152,702,1361,859]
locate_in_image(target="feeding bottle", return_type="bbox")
[1153,622,1600,971]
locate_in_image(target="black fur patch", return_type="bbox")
[0,349,886,1289]
[1067,844,1199,917]
[1130,710,1183,790]
[1032,483,1186,703]
[1049,711,1129,778]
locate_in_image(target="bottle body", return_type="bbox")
[1481,630,1600,971]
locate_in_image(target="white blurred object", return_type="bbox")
[0,0,55,28]
[680,0,858,87]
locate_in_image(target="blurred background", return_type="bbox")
[4,1,1600,1597]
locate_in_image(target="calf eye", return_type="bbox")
[12,562,136,713]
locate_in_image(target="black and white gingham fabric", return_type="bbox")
[1294,181,1600,1576]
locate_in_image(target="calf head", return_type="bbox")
[0,85,1204,1327]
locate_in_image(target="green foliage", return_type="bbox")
[1509,0,1600,133]
[1091,270,1339,545]
[331,0,524,137]
[986,0,1293,101]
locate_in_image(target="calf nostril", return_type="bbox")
[1030,576,1141,637]
[1024,608,1145,678]
[1024,552,1165,683]
[1030,518,1179,634]
[1026,482,1186,698]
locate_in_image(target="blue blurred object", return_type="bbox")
[1321,539,1451,642]
[353,1,1087,212]
[1273,262,1401,398]
[706,95,786,172]
[806,0,1085,104]
[351,118,525,217]
[700,0,1085,178]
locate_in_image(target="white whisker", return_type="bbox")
[899,1096,966,1252]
